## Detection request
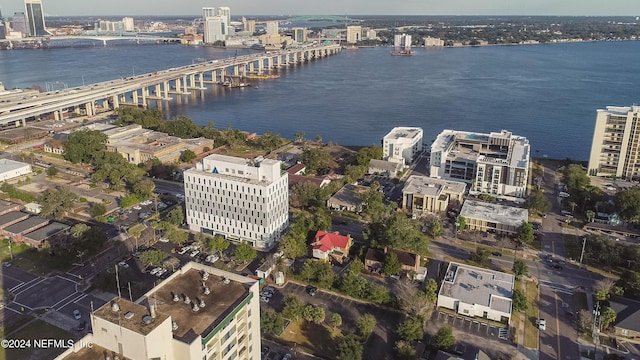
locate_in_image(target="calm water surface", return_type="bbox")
[1,41,639,160]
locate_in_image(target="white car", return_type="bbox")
[156,268,167,277]
[190,250,200,258]
[537,319,546,331]
[178,247,190,255]
[117,261,129,268]
[150,267,162,275]
[133,206,142,210]
[158,237,170,243]
[206,255,219,263]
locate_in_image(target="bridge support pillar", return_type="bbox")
[154,84,161,97]
[182,76,188,92]
[189,74,196,88]
[248,63,254,72]
[54,111,60,121]
[174,78,181,93]
[141,87,148,104]
[132,90,139,105]
[112,95,119,109]
[85,102,93,116]
[268,57,273,69]
[163,81,169,98]
[102,40,107,47]
[198,72,204,88]
[233,65,239,76]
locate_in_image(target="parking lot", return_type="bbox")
[435,311,508,340]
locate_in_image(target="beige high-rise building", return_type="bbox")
[265,21,279,35]
[57,262,262,360]
[292,27,307,43]
[346,25,362,44]
[243,17,256,33]
[588,105,640,180]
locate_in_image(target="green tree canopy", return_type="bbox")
[356,145,383,166]
[470,247,490,266]
[512,259,529,278]
[180,149,197,162]
[70,223,90,238]
[46,165,58,178]
[261,310,284,336]
[516,221,535,246]
[38,186,79,220]
[279,232,307,259]
[383,252,403,276]
[299,147,330,174]
[600,306,617,329]
[132,179,156,199]
[166,227,188,245]
[397,317,424,342]
[63,129,108,164]
[160,115,202,138]
[234,242,257,263]
[434,325,456,351]
[377,212,429,253]
[616,187,640,223]
[166,206,185,226]
[512,288,527,312]
[204,235,229,255]
[89,202,107,219]
[357,314,376,338]
[336,334,363,360]
[525,189,551,214]
[302,305,326,324]
[330,313,343,330]
[140,250,167,266]
[281,294,306,321]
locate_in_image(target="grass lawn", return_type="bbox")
[8,246,71,276]
[0,314,33,339]
[279,319,338,359]
[1,319,74,360]
[523,280,539,349]
[218,144,267,158]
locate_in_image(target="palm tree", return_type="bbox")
[570,201,577,214]
[586,210,596,223]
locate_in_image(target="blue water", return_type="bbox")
[1,41,639,160]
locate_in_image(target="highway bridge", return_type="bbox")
[0,35,180,47]
[0,44,342,128]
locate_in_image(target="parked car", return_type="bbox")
[283,354,292,360]
[77,320,86,331]
[158,237,170,243]
[118,261,129,268]
[190,250,200,258]
[307,286,318,296]
[537,319,546,331]
[178,247,190,255]
[73,309,81,320]
[491,251,502,257]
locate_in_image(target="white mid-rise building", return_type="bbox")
[184,154,289,251]
[430,129,530,200]
[588,105,640,180]
[203,15,227,44]
[346,25,362,44]
[382,127,424,165]
[57,262,261,360]
[122,17,134,32]
[394,33,412,49]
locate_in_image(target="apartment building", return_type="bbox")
[430,129,530,200]
[346,25,362,44]
[184,154,289,251]
[401,175,466,215]
[588,105,640,180]
[382,127,424,165]
[58,262,261,360]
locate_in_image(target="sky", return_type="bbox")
[3,0,640,17]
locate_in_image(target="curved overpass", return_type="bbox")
[0,44,342,127]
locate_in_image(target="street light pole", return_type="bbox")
[579,237,587,267]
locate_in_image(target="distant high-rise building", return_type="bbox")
[265,21,278,35]
[10,12,28,34]
[216,7,230,27]
[122,17,134,32]
[291,27,307,43]
[346,25,362,44]
[424,36,444,47]
[588,105,640,180]
[203,7,215,18]
[243,17,255,33]
[203,16,226,43]
[0,23,6,40]
[394,33,412,49]
[24,0,49,36]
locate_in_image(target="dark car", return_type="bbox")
[308,286,318,296]
[77,320,86,331]
[551,264,563,270]
[491,251,502,257]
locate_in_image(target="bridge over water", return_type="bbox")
[0,44,342,128]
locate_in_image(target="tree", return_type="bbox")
[39,186,79,220]
[234,242,257,263]
[377,212,429,253]
[434,325,456,351]
[132,179,155,199]
[291,182,328,209]
[163,256,180,271]
[516,221,535,246]
[258,132,286,152]
[336,334,363,360]
[46,165,59,178]
[563,164,590,194]
[395,340,416,360]
[70,223,90,238]
[166,206,185,226]
[397,317,424,342]
[586,210,596,223]
[512,259,529,279]
[204,235,229,255]
[616,187,640,223]
[299,147,330,174]
[356,145,383,166]
[303,305,326,324]
[617,270,640,298]
[140,250,166,266]
[360,183,387,222]
[180,149,197,162]
[330,313,343,330]
[279,233,307,259]
[63,129,108,164]
[594,278,616,301]
[577,309,593,332]
[600,306,617,329]
[469,247,490,266]
[165,227,188,245]
[524,189,551,214]
[282,295,305,320]
[89,202,107,219]
[425,216,444,237]
[424,278,438,304]
[357,314,376,338]
[512,288,528,312]
[261,310,284,336]
[383,252,402,276]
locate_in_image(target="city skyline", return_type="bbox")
[3,0,640,17]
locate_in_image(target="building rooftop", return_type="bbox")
[3,216,48,235]
[93,297,170,336]
[599,106,640,116]
[383,127,423,141]
[403,175,466,197]
[369,159,402,172]
[328,184,368,209]
[203,154,279,168]
[23,222,69,242]
[0,201,20,215]
[0,159,30,173]
[0,211,30,228]
[440,262,514,314]
[140,267,251,344]
[460,201,528,228]
[609,296,640,332]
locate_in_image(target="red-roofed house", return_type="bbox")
[311,231,353,263]
[287,163,307,175]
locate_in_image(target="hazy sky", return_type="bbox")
[3,0,640,17]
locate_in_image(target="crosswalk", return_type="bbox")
[538,280,574,294]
